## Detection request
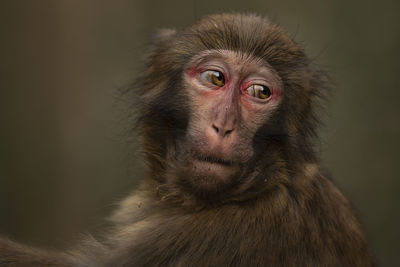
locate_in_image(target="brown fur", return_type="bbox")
[0,13,374,266]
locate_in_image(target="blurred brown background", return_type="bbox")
[0,0,399,266]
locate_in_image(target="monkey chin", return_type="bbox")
[186,157,240,192]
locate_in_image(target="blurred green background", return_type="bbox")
[0,0,399,266]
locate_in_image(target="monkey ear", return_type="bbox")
[152,29,177,45]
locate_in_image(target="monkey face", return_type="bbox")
[175,50,283,192]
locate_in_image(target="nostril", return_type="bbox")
[225,129,234,136]
[212,124,219,133]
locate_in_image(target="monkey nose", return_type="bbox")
[211,123,234,138]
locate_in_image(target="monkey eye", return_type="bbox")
[200,70,225,87]
[245,85,272,100]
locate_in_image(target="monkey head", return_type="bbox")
[136,14,325,205]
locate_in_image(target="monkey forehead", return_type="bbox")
[178,14,304,66]
[184,49,282,84]
[186,49,269,69]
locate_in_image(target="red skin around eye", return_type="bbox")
[186,68,199,78]
[271,89,281,101]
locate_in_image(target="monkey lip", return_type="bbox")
[192,154,235,166]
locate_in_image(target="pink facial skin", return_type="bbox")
[182,50,283,183]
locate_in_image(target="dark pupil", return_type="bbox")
[262,87,270,97]
[214,72,223,82]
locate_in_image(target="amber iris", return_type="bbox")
[246,85,272,100]
[200,70,225,87]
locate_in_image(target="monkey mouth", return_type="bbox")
[192,154,235,166]
[189,155,239,181]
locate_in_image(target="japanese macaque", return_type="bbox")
[0,13,374,266]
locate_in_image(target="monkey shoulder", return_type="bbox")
[102,173,373,266]
[286,163,375,266]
